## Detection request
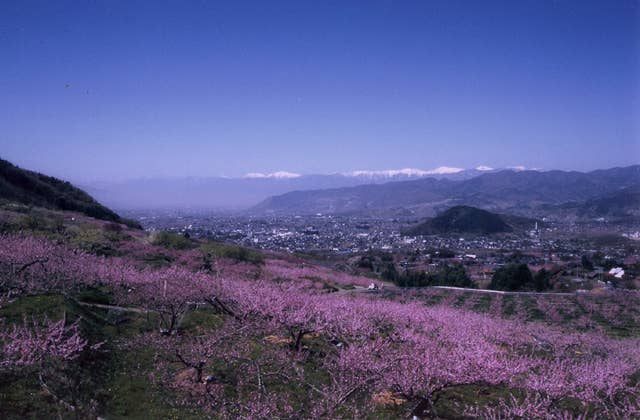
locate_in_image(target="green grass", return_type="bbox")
[501,295,516,317]
[453,292,471,308]
[179,308,224,334]
[421,291,445,306]
[200,241,264,265]
[0,295,107,418]
[152,231,195,250]
[519,296,545,321]
[0,370,71,419]
[103,346,200,420]
[471,294,493,312]
[3,287,637,418]
[0,294,196,419]
[75,286,114,305]
[0,294,70,323]
[142,252,175,268]
[588,311,635,338]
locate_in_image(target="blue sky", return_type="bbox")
[1,0,638,181]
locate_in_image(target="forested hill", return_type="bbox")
[406,205,514,235]
[0,158,138,227]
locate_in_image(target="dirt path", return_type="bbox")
[384,285,577,296]
[77,301,151,313]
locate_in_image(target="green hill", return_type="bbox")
[0,158,138,227]
[406,205,513,235]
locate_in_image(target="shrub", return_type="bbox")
[200,242,263,265]
[386,264,475,288]
[533,269,552,292]
[489,263,534,291]
[152,231,195,250]
[71,228,118,256]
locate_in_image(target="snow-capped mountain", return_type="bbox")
[243,171,302,179]
[476,166,494,171]
[343,166,464,179]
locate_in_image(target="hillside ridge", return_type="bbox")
[0,158,138,227]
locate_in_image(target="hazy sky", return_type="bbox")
[1,0,638,181]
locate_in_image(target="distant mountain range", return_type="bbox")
[0,158,138,226]
[251,165,640,218]
[4,159,638,222]
[84,166,502,209]
[576,186,640,218]
[243,166,496,180]
[547,185,640,220]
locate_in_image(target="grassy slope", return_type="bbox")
[0,206,638,418]
[0,293,195,419]
[0,158,140,228]
[4,290,632,418]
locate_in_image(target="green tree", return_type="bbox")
[381,263,399,283]
[533,268,552,292]
[152,231,194,250]
[489,263,534,291]
[388,264,475,288]
[581,255,594,271]
[433,264,475,288]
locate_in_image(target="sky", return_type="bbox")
[0,0,638,182]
